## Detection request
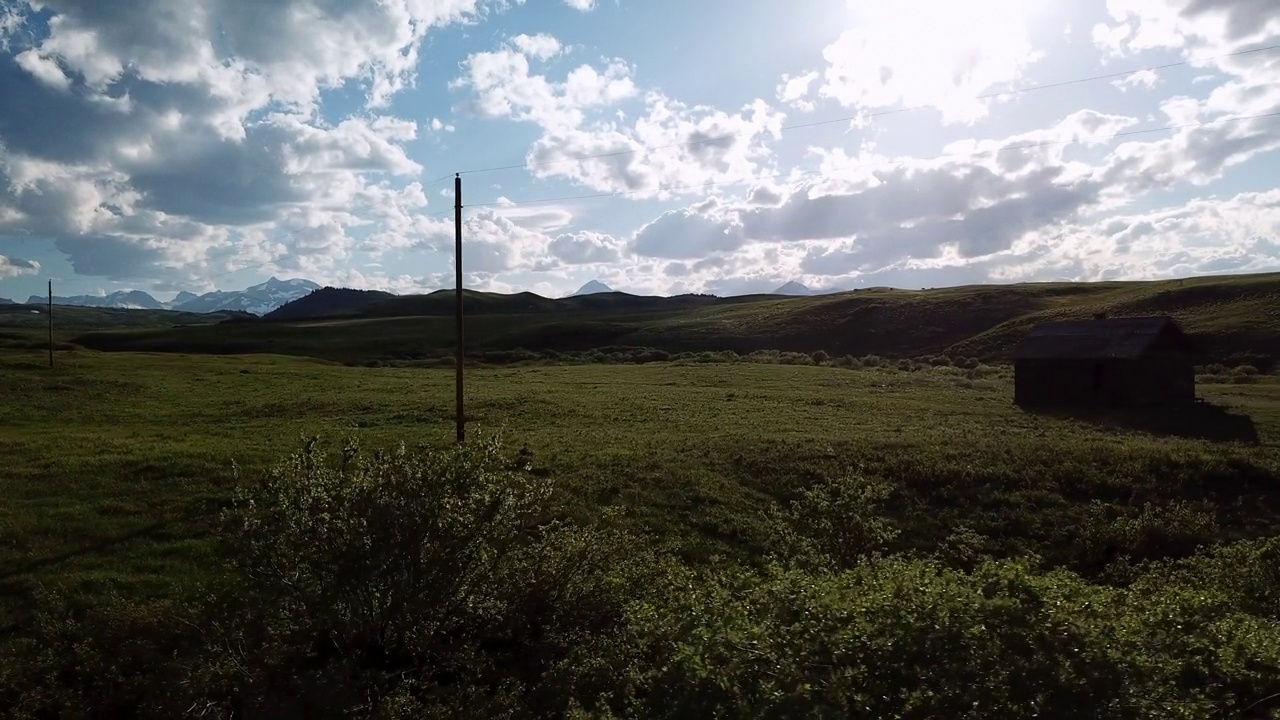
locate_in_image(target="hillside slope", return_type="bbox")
[66,272,1280,364]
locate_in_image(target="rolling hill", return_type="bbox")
[50,272,1280,366]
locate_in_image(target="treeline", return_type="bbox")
[352,345,1274,375]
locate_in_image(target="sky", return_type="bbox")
[0,0,1277,302]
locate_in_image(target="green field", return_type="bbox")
[3,345,1280,715]
[4,348,1275,590]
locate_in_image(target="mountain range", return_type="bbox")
[26,277,320,315]
[0,297,13,305]
[16,277,843,316]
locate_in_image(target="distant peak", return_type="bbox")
[572,280,614,296]
[774,281,812,296]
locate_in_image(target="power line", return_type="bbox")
[454,43,1280,178]
[461,110,1280,211]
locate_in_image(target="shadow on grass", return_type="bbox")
[0,497,229,585]
[0,520,175,585]
[1022,400,1260,444]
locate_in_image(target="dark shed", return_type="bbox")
[1011,315,1197,407]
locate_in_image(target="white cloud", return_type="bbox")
[454,41,786,199]
[452,47,637,130]
[563,0,596,10]
[0,0,483,285]
[619,99,1280,290]
[776,71,818,112]
[526,95,785,197]
[511,33,563,60]
[0,254,40,278]
[1113,68,1159,91]
[14,49,70,90]
[815,0,1043,124]
[548,230,623,263]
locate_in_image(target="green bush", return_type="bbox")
[810,350,830,365]
[778,352,815,366]
[1077,500,1220,575]
[624,559,1131,719]
[208,436,668,717]
[773,472,899,570]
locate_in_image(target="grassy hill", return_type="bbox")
[56,271,1280,365]
[0,303,250,348]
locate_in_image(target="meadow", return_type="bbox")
[2,345,1280,716]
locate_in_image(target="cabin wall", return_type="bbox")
[1014,359,1095,405]
[1015,355,1195,406]
[1106,354,1195,405]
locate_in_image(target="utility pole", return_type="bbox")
[454,173,465,444]
[47,279,53,369]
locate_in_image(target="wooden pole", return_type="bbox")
[47,279,53,369]
[455,173,465,444]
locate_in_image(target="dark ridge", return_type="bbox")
[265,287,397,321]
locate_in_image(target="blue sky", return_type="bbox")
[0,0,1277,302]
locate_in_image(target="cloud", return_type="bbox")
[618,98,1280,290]
[776,71,817,112]
[453,38,786,199]
[14,49,70,90]
[526,95,785,197]
[563,0,597,10]
[631,198,745,259]
[0,0,481,285]
[814,0,1043,123]
[511,33,563,61]
[1113,69,1160,90]
[0,254,39,277]
[548,230,623,263]
[452,45,636,130]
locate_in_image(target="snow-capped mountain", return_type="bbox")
[571,280,614,296]
[22,278,320,315]
[171,277,321,315]
[25,289,167,309]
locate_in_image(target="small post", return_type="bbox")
[47,279,53,369]
[454,173,465,444]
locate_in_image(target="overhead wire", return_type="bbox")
[450,43,1280,178]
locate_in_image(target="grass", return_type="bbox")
[2,348,1278,623]
[62,271,1280,364]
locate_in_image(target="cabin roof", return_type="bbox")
[1010,316,1193,360]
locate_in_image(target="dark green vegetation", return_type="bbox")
[2,346,1279,717]
[0,302,251,349]
[66,271,1280,366]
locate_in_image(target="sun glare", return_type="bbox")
[830,0,1042,121]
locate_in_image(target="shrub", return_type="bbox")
[833,354,857,368]
[962,357,982,370]
[774,473,899,570]
[778,352,814,366]
[810,350,830,365]
[1077,500,1220,575]
[207,435,664,717]
[624,559,1130,719]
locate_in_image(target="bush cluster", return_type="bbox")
[5,436,1280,718]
